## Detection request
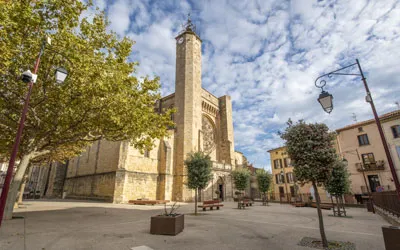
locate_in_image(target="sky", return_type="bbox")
[87,0,400,170]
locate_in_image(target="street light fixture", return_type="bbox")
[55,67,68,84]
[317,91,334,114]
[314,59,400,200]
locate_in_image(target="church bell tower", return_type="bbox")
[173,15,202,201]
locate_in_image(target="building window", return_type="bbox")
[358,127,363,132]
[273,159,282,169]
[275,174,284,184]
[361,153,376,167]
[144,150,150,158]
[391,125,400,138]
[396,146,400,160]
[358,134,370,146]
[286,172,294,183]
[284,158,291,167]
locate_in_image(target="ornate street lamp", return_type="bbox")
[55,67,68,84]
[318,91,333,114]
[314,59,400,200]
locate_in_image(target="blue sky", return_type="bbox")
[87,0,400,170]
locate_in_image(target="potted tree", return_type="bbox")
[232,168,251,209]
[150,202,184,236]
[256,169,272,206]
[184,151,213,215]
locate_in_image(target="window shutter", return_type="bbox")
[279,159,283,169]
[275,175,279,184]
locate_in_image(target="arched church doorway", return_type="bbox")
[217,177,224,201]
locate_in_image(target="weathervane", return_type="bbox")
[181,13,196,33]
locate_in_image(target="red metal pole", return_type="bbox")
[356,59,400,201]
[0,47,43,227]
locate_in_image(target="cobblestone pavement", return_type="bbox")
[0,200,389,250]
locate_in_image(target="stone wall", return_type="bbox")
[63,172,115,201]
[45,162,68,198]
[64,140,121,201]
[113,133,175,203]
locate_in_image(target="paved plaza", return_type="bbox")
[0,200,390,250]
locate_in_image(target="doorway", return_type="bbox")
[279,186,285,198]
[367,175,381,192]
[217,177,224,201]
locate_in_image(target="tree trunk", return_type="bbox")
[4,154,32,220]
[312,181,328,248]
[194,188,198,215]
[341,196,347,216]
[335,196,341,217]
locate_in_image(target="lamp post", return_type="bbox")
[0,40,68,227]
[280,170,289,203]
[314,59,400,200]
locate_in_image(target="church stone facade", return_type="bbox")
[63,20,238,203]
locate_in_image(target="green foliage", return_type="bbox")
[0,1,174,162]
[232,167,251,191]
[280,120,337,185]
[256,169,272,194]
[185,152,213,190]
[325,160,351,196]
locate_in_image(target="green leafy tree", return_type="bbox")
[325,160,351,216]
[185,152,213,215]
[0,1,174,219]
[256,169,272,205]
[232,167,251,207]
[280,120,336,248]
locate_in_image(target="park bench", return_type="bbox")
[198,200,224,211]
[128,199,169,205]
[311,203,333,210]
[292,202,306,207]
[237,199,253,209]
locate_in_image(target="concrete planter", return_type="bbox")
[382,226,400,250]
[150,214,184,236]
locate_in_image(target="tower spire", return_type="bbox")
[181,13,196,33]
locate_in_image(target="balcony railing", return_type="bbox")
[355,160,385,172]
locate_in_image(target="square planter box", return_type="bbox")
[382,226,400,250]
[150,214,184,236]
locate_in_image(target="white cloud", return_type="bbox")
[98,0,400,170]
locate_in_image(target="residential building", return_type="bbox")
[267,146,330,203]
[336,110,400,196]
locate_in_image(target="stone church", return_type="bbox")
[62,18,240,203]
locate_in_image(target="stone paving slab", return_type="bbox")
[0,200,390,250]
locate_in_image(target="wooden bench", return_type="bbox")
[128,200,169,205]
[311,203,333,210]
[198,200,224,211]
[292,202,306,207]
[238,199,253,209]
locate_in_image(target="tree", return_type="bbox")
[185,152,213,215]
[232,167,251,207]
[280,120,336,248]
[0,1,174,220]
[325,160,351,217]
[256,169,272,206]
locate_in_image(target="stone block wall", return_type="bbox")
[45,162,68,198]
[64,140,121,201]
[63,172,115,201]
